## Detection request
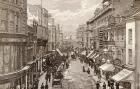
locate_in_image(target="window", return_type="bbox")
[3,46,11,73]
[128,29,132,44]
[9,11,15,31]
[0,9,7,20]
[0,20,7,31]
[121,30,124,40]
[15,12,19,32]
[0,9,7,31]
[128,49,133,65]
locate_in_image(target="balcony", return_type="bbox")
[103,40,115,45]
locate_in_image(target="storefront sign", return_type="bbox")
[1,38,26,42]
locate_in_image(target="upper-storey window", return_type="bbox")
[128,29,132,45]
[0,8,8,31]
[9,10,15,31]
[128,49,133,65]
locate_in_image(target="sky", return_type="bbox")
[28,0,102,35]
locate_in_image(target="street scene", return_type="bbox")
[1,0,140,89]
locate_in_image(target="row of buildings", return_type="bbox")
[0,0,63,89]
[76,0,140,89]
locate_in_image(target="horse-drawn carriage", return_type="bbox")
[52,71,64,88]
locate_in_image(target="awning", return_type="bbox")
[99,63,115,71]
[87,51,94,58]
[89,53,96,59]
[94,54,100,59]
[22,66,30,71]
[56,49,63,56]
[27,60,36,65]
[81,51,86,55]
[112,69,133,82]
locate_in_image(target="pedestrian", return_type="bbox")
[110,81,114,89]
[115,82,120,89]
[96,81,100,89]
[45,83,48,89]
[103,82,106,89]
[83,66,85,72]
[87,68,90,74]
[41,83,45,89]
[108,79,111,87]
[45,73,51,82]
[98,74,101,81]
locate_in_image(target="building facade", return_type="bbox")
[27,4,48,58]
[76,24,87,49]
[86,0,140,89]
[126,12,140,89]
[87,0,140,65]
[0,0,28,89]
[48,17,62,51]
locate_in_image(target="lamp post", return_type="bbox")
[103,47,112,64]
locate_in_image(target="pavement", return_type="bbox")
[38,71,53,89]
[84,63,110,89]
[63,58,96,89]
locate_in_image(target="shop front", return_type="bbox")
[0,65,30,89]
[112,69,135,89]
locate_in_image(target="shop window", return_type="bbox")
[0,46,3,73]
[3,46,11,73]
[128,49,133,65]
[128,29,132,44]
[17,46,21,70]
[10,46,15,72]
[14,46,18,70]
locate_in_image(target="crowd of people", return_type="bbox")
[95,80,120,89]
[77,50,120,89]
[30,50,70,89]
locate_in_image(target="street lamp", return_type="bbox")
[103,47,108,54]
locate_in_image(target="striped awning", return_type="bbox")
[89,53,97,59]
[112,69,133,82]
[56,49,63,56]
[87,51,94,58]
